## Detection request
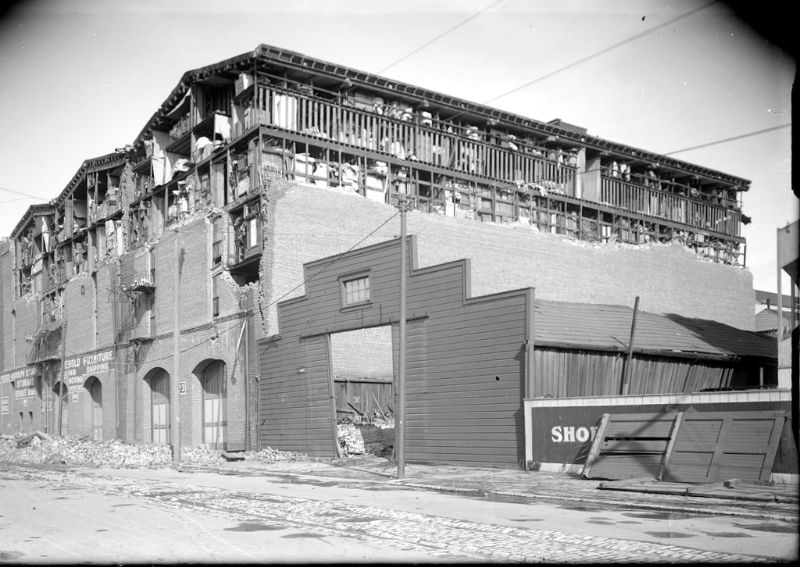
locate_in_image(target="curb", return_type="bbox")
[174,464,798,524]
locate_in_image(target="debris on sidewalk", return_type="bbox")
[0,433,172,468]
[0,432,313,469]
[14,431,53,448]
[246,446,310,463]
[181,445,223,465]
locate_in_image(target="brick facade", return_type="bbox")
[262,183,755,338]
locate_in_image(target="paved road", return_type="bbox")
[0,465,796,563]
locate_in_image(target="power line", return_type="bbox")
[376,0,505,75]
[0,186,49,201]
[663,123,791,155]
[61,208,404,368]
[483,0,719,105]
[262,209,400,311]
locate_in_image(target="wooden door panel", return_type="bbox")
[662,411,785,483]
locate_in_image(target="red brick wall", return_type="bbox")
[262,184,755,336]
[63,275,96,355]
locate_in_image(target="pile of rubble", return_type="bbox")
[0,432,172,468]
[246,446,311,463]
[337,417,395,458]
[337,423,366,456]
[181,445,223,465]
[0,432,310,468]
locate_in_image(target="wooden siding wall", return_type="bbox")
[533,348,734,398]
[258,237,530,466]
[406,294,528,467]
[259,334,335,456]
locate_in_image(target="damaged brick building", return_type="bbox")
[0,45,766,461]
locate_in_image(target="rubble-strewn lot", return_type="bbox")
[0,432,310,468]
[337,418,395,458]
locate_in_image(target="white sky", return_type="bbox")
[0,0,795,293]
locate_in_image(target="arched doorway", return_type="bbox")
[85,377,102,441]
[198,360,226,449]
[146,368,170,444]
[52,382,68,435]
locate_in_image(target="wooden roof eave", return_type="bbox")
[128,43,750,189]
[132,49,259,149]
[10,203,56,239]
[51,152,128,209]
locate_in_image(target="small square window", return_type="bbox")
[341,275,370,307]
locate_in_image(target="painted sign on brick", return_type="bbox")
[0,366,36,385]
[63,348,115,388]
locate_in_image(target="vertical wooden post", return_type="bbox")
[620,296,640,396]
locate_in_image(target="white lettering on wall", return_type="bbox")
[550,425,599,443]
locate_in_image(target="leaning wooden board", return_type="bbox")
[582,412,680,480]
[661,410,786,483]
[583,410,786,483]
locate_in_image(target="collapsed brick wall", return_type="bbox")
[261,184,755,337]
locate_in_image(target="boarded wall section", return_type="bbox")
[258,237,532,467]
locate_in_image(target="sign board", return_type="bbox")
[1,396,8,415]
[179,381,187,395]
[63,348,115,389]
[528,399,796,471]
[71,392,80,403]
[1,366,36,385]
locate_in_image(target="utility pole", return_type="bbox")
[172,235,183,465]
[396,195,412,479]
[620,296,640,396]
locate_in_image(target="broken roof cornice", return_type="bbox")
[10,203,56,240]
[131,43,750,188]
[52,151,128,208]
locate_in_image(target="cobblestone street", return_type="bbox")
[2,465,793,563]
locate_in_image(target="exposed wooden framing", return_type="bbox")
[581,413,610,478]
[657,411,684,481]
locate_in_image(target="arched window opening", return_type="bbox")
[200,360,226,449]
[147,369,170,445]
[86,377,102,441]
[52,382,68,435]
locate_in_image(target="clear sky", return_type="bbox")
[0,0,794,294]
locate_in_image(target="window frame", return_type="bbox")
[339,271,372,310]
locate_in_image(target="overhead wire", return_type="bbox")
[0,186,49,201]
[69,208,403,370]
[663,123,791,156]
[482,0,720,106]
[375,0,505,75]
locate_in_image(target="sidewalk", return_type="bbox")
[176,455,800,524]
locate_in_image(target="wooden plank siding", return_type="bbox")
[662,411,786,483]
[259,334,335,456]
[533,348,734,398]
[258,236,531,466]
